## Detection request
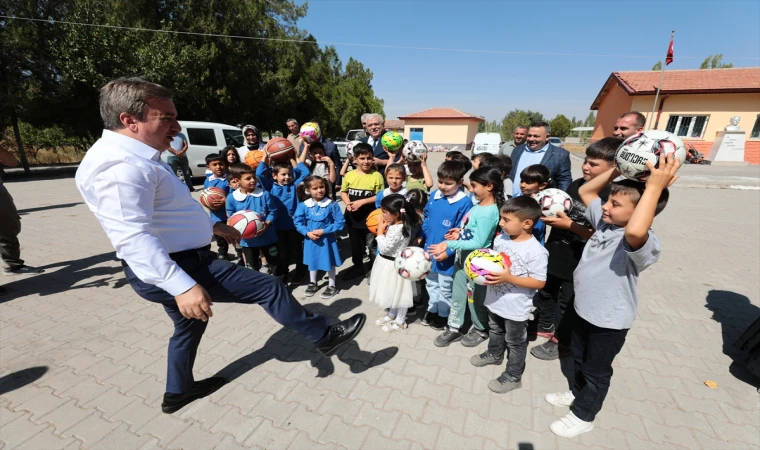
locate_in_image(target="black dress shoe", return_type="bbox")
[161,377,226,414]
[316,313,366,355]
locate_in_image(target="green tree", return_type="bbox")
[583,111,596,127]
[499,109,544,141]
[699,54,734,69]
[652,61,662,71]
[549,114,572,138]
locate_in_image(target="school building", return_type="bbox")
[590,67,760,164]
[397,108,484,150]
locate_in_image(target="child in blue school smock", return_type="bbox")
[294,175,345,300]
[203,153,236,260]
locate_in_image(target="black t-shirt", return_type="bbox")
[545,178,609,280]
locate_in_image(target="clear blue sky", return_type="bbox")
[298,0,760,123]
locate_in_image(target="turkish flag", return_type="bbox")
[666,37,674,65]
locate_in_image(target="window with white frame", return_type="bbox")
[664,115,709,139]
[750,115,760,139]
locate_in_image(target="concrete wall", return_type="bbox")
[402,119,481,148]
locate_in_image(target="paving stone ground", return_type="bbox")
[1,156,759,449]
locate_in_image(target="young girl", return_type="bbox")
[370,194,422,332]
[376,164,407,207]
[405,153,433,192]
[294,176,345,299]
[223,145,241,166]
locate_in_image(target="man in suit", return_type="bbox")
[508,121,572,196]
[360,114,391,169]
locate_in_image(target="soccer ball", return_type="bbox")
[534,188,573,218]
[299,122,321,144]
[394,246,433,281]
[381,131,404,153]
[402,140,428,162]
[227,210,265,239]
[464,248,511,286]
[615,130,686,182]
[345,140,362,159]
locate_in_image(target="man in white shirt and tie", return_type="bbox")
[75,77,365,414]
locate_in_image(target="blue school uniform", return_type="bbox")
[226,187,278,247]
[256,162,310,230]
[423,190,473,276]
[375,187,407,208]
[293,198,345,271]
[203,175,231,223]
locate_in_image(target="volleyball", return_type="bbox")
[299,122,321,144]
[464,248,511,286]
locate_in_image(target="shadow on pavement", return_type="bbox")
[705,289,760,388]
[213,298,398,382]
[0,366,48,395]
[17,202,83,215]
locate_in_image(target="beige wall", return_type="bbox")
[630,93,760,141]
[591,83,634,142]
[402,119,481,145]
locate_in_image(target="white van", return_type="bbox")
[162,121,242,177]
[472,132,502,155]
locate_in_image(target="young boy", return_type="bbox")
[307,142,337,185]
[544,153,678,438]
[375,163,407,207]
[339,143,385,280]
[421,161,473,329]
[404,153,433,192]
[203,153,232,259]
[472,196,548,394]
[531,137,621,359]
[257,152,311,284]
[226,163,285,279]
[517,164,550,245]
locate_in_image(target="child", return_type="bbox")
[531,137,621,359]
[405,188,430,308]
[472,196,548,394]
[339,143,385,280]
[376,163,407,207]
[294,176,345,299]
[226,163,285,279]
[257,152,311,284]
[470,154,505,205]
[420,161,472,330]
[203,152,234,260]
[428,166,503,347]
[369,194,422,332]
[405,153,433,191]
[544,154,678,438]
[222,145,241,166]
[448,151,473,192]
[518,164,550,245]
[307,142,337,185]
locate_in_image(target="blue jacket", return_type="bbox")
[256,162,310,230]
[508,143,572,191]
[423,189,473,276]
[225,187,278,247]
[203,175,231,223]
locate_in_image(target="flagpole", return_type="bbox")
[648,31,674,130]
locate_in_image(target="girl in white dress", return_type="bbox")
[369,194,422,332]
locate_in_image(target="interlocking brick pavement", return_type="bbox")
[1,158,759,449]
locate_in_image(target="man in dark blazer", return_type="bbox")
[360,113,390,167]
[508,121,572,196]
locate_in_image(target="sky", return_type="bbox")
[297,0,760,123]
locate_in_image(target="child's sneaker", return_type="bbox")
[321,286,339,299]
[531,339,560,360]
[550,411,594,438]
[381,321,408,333]
[375,316,395,326]
[434,328,463,347]
[488,372,522,394]
[305,283,318,297]
[470,351,504,367]
[431,315,448,331]
[545,391,575,407]
[461,328,488,347]
[421,311,437,327]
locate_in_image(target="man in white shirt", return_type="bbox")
[75,77,365,414]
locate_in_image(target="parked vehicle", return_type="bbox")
[335,129,367,159]
[472,132,502,155]
[162,121,242,177]
[548,137,564,148]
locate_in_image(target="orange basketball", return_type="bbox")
[365,208,383,235]
[199,187,226,210]
[244,150,265,169]
[265,137,296,162]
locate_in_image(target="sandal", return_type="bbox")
[381,321,408,333]
[375,316,395,326]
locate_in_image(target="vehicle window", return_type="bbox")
[347,130,367,141]
[186,128,217,146]
[223,129,243,147]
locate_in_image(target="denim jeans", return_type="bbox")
[425,272,453,317]
[166,155,194,190]
[486,312,528,380]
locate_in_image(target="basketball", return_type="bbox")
[394,246,433,281]
[244,150,265,170]
[381,131,404,153]
[365,208,383,235]
[615,130,686,182]
[199,187,226,210]
[265,137,295,162]
[227,210,265,239]
[464,248,511,286]
[299,122,321,144]
[534,188,573,218]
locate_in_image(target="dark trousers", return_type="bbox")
[277,229,306,276]
[535,274,575,338]
[123,248,329,394]
[487,312,528,381]
[0,188,23,270]
[242,243,285,276]
[166,155,194,190]
[569,308,628,422]
[348,227,375,270]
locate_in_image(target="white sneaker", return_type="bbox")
[545,391,575,407]
[550,411,594,438]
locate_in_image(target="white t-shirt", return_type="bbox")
[485,234,548,321]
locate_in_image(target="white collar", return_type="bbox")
[383,187,407,197]
[433,189,467,204]
[101,129,162,161]
[207,174,227,182]
[232,187,263,201]
[304,197,332,207]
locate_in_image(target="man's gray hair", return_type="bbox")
[361,113,370,122]
[366,113,384,124]
[286,118,299,125]
[100,77,174,130]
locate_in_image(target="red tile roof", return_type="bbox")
[591,67,760,109]
[398,108,484,121]
[384,119,405,129]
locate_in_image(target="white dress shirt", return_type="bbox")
[76,130,213,296]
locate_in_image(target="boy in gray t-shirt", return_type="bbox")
[544,153,680,439]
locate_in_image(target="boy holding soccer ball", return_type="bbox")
[544,153,679,438]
